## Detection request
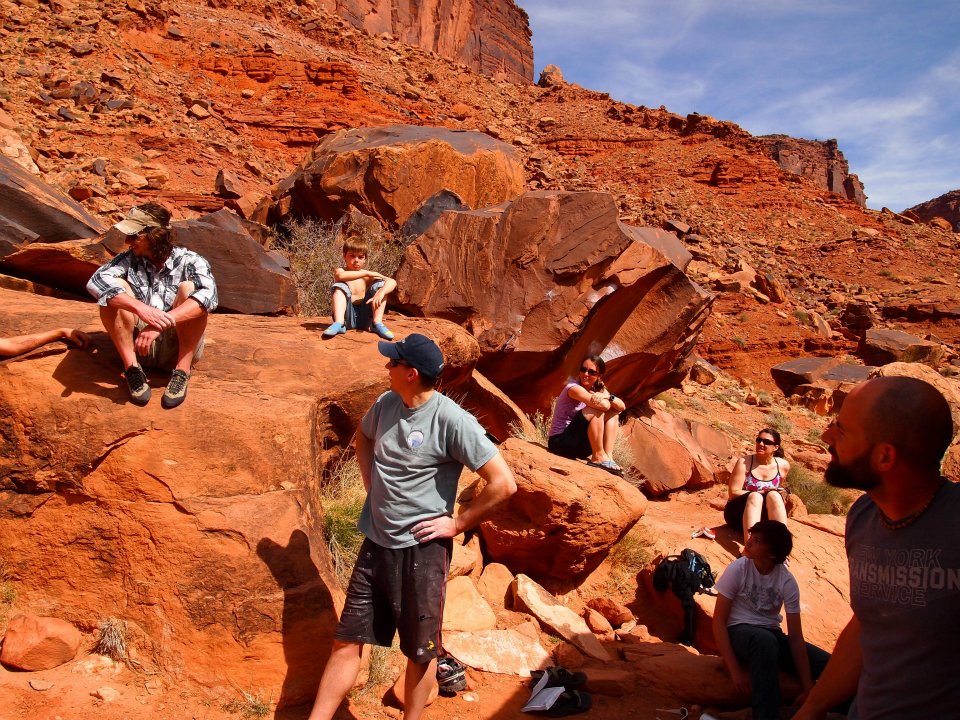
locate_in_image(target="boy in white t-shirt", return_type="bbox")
[713,520,831,720]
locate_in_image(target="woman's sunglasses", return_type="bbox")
[755,437,777,447]
[579,366,599,377]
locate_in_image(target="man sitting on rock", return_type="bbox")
[86,203,217,408]
[306,333,516,720]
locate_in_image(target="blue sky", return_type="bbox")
[519,0,960,211]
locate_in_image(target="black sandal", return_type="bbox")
[530,666,588,690]
[537,689,592,717]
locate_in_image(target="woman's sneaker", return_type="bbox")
[436,655,466,696]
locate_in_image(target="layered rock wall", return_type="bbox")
[907,189,960,231]
[759,135,866,206]
[315,0,533,82]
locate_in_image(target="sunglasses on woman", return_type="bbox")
[580,366,599,377]
[755,437,777,446]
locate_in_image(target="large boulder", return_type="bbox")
[0,154,105,259]
[171,209,298,314]
[857,328,944,368]
[268,125,525,227]
[0,613,82,671]
[396,190,713,412]
[0,290,490,707]
[622,406,719,496]
[470,439,647,592]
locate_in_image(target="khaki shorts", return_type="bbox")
[134,319,205,371]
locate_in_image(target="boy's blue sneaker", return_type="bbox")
[322,322,346,338]
[372,322,394,340]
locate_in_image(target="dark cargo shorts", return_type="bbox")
[335,536,452,663]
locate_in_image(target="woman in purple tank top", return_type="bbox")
[723,427,791,546]
[546,354,626,475]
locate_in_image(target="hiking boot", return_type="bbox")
[437,655,466,696]
[161,369,190,409]
[124,365,151,406]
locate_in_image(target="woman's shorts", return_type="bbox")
[724,491,771,531]
[547,412,592,460]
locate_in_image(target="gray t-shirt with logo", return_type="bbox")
[845,480,960,719]
[358,390,498,549]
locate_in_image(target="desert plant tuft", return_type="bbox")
[509,401,555,446]
[764,410,794,435]
[223,688,271,719]
[321,454,367,588]
[787,465,854,515]
[93,618,129,661]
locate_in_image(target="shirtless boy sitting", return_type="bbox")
[322,237,397,340]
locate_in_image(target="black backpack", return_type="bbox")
[652,548,715,645]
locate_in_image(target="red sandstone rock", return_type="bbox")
[759,135,866,206]
[476,562,514,609]
[443,629,550,677]
[857,327,944,367]
[906,189,960,232]
[471,440,647,591]
[443,576,496,632]
[396,190,713,412]
[0,155,106,259]
[171,209,299,315]
[512,574,610,661]
[0,290,490,707]
[0,614,82,671]
[269,125,525,228]
[585,598,634,627]
[315,0,532,82]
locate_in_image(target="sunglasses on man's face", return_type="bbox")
[756,437,777,447]
[580,366,599,377]
[389,358,409,368]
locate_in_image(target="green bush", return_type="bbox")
[787,464,854,515]
[764,410,794,435]
[320,455,367,588]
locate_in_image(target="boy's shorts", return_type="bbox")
[547,412,592,460]
[134,319,205,370]
[331,280,385,331]
[335,536,452,663]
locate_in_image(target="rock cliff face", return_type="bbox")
[759,135,866,206]
[907,189,960,230]
[315,0,533,82]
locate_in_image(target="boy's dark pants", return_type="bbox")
[728,623,831,720]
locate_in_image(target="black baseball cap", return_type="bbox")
[378,333,445,378]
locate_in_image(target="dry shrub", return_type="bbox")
[278,218,410,317]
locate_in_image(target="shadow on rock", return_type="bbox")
[258,529,341,712]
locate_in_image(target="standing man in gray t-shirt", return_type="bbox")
[795,376,959,720]
[306,333,517,720]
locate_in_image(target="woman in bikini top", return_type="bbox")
[723,427,792,546]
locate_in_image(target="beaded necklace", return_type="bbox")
[878,480,946,531]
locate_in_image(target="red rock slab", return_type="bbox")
[0,614,82,671]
